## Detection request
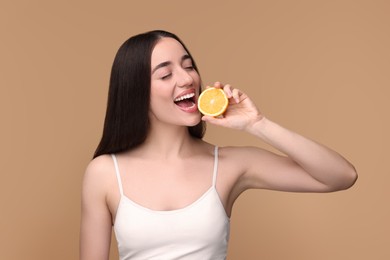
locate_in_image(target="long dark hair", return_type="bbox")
[93,30,205,158]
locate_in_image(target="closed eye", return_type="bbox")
[182,55,194,71]
[161,73,172,80]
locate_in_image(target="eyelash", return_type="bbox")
[160,65,195,80]
[161,74,172,80]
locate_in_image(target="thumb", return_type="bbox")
[201,115,226,126]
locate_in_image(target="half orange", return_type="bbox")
[197,87,228,117]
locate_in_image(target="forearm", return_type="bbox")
[247,117,357,190]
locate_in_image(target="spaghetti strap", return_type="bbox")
[212,146,219,187]
[111,154,124,196]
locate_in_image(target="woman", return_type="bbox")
[80,30,357,260]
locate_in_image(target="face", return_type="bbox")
[149,37,201,127]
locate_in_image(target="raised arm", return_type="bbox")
[202,82,357,193]
[80,157,113,260]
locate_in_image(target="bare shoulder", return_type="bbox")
[84,154,115,180]
[218,145,273,163]
[82,154,116,197]
[217,145,278,185]
[85,154,115,175]
[215,145,272,184]
[80,155,116,258]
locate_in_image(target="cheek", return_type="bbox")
[149,98,166,120]
[192,71,201,84]
[149,87,174,114]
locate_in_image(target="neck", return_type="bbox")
[141,123,196,159]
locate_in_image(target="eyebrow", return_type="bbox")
[152,54,192,74]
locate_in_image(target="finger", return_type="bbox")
[201,115,226,126]
[213,81,223,89]
[232,88,240,103]
[223,84,233,98]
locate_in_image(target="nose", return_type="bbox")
[176,68,194,88]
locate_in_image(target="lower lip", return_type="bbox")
[175,102,199,113]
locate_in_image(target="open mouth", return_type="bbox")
[174,92,197,109]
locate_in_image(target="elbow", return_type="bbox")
[330,163,358,192]
[343,163,358,189]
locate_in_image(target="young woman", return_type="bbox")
[80,30,357,260]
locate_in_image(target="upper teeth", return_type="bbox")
[174,93,195,102]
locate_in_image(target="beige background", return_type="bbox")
[1,0,389,259]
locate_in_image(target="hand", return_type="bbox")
[201,82,264,131]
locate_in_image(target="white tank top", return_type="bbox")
[111,146,230,260]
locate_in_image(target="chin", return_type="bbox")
[185,115,202,127]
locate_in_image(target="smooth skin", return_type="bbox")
[80,38,357,260]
